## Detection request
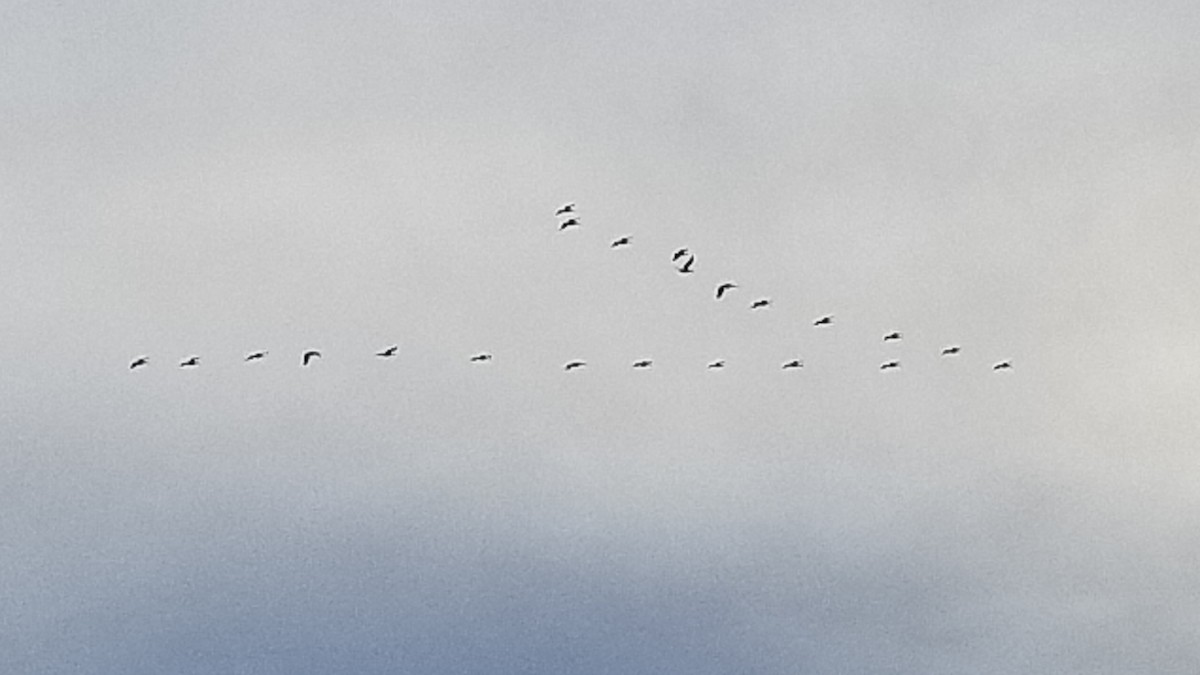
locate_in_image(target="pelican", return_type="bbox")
[558,218,580,231]
[376,345,398,358]
[245,351,268,362]
[676,255,695,274]
[632,360,653,368]
[880,361,900,370]
[715,282,737,300]
[179,356,200,368]
[993,361,1013,371]
[129,356,149,370]
[750,299,771,310]
[470,353,493,362]
[813,315,833,326]
[883,332,902,341]
[672,247,689,261]
[941,346,961,356]
[556,202,575,216]
[302,350,321,366]
[782,359,804,369]
[564,361,587,371]
[611,236,632,248]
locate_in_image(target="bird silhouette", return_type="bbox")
[244,351,267,362]
[376,345,398,358]
[129,357,148,370]
[782,359,804,369]
[632,360,653,368]
[564,361,587,371]
[941,346,961,356]
[707,360,725,369]
[676,255,695,274]
[750,299,771,310]
[813,315,833,326]
[880,360,900,370]
[672,247,689,262]
[883,332,902,341]
[558,218,580,231]
[302,350,321,366]
[715,282,737,300]
[556,202,575,216]
[993,361,1013,371]
[179,356,200,368]
[470,353,493,362]
[611,236,632,248]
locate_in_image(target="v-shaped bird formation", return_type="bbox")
[128,201,1014,375]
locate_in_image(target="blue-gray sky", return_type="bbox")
[3,1,1199,673]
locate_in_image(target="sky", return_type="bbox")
[2,1,1199,672]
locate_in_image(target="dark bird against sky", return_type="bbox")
[750,299,771,310]
[672,247,689,262]
[129,357,148,370]
[676,255,695,274]
[376,345,398,358]
[883,332,903,341]
[715,282,737,300]
[611,236,632,248]
[244,351,267,362]
[993,361,1013,371]
[880,361,901,370]
[555,202,575,216]
[814,315,833,326]
[470,353,492,362]
[941,346,961,356]
[558,218,580,231]
[179,356,200,368]
[707,360,725,369]
[632,360,653,368]
[302,350,321,366]
[564,361,587,371]
[782,359,804,369]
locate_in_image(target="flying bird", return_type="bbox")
[813,315,833,326]
[672,247,689,262]
[993,361,1013,371]
[564,361,587,371]
[632,360,653,368]
[555,202,575,216]
[302,350,321,366]
[941,346,961,356]
[245,351,268,362]
[707,360,725,369]
[179,356,200,368]
[676,255,695,274]
[129,357,148,370]
[880,360,901,370]
[883,332,903,341]
[470,353,493,362]
[611,236,632,248]
[376,345,398,358]
[558,218,580,231]
[750,299,771,310]
[782,359,804,370]
[715,282,737,300]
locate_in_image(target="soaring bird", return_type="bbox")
[129,356,148,370]
[750,299,771,310]
[715,282,737,300]
[179,356,200,368]
[558,218,580,231]
[883,332,903,341]
[880,360,900,370]
[813,315,833,326]
[245,351,268,362]
[993,361,1013,371]
[470,353,493,362]
[611,236,632,248]
[676,255,695,274]
[707,360,726,369]
[564,361,587,371]
[632,360,653,368]
[376,345,398,358]
[672,247,689,262]
[556,202,575,216]
[941,346,961,356]
[302,350,321,366]
[782,359,804,369]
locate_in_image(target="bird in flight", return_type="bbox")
[782,359,804,369]
[941,346,961,356]
[672,247,689,262]
[564,361,587,371]
[715,282,737,300]
[632,360,653,368]
[470,353,492,362]
[302,350,321,366]
[676,255,696,274]
[813,315,833,326]
[179,356,200,368]
[376,345,398,358]
[556,202,575,216]
[129,356,148,370]
[993,361,1013,371]
[880,361,900,370]
[245,351,267,362]
[883,332,903,341]
[750,299,771,310]
[611,236,632,248]
[707,360,725,369]
[558,218,580,231]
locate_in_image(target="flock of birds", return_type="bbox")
[127,202,1015,374]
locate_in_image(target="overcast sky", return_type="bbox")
[2,1,1199,673]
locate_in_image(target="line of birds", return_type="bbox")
[126,201,1016,374]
